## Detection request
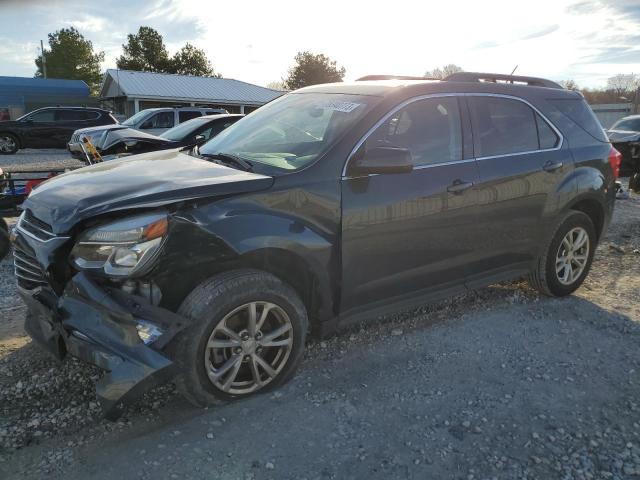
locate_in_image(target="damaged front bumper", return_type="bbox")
[19,272,187,420]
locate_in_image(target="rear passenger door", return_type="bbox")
[341,95,480,313]
[54,109,88,146]
[465,94,570,284]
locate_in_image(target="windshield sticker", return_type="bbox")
[314,101,362,113]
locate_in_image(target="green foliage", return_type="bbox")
[116,26,171,73]
[284,51,345,90]
[171,43,218,77]
[117,27,219,77]
[35,27,105,95]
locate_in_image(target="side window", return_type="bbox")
[56,110,87,121]
[85,111,101,121]
[200,121,236,140]
[179,111,202,122]
[28,110,55,122]
[366,96,462,166]
[535,113,559,149]
[468,96,538,157]
[142,111,175,129]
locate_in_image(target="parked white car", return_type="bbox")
[67,106,228,158]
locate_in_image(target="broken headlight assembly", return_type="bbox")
[71,213,167,277]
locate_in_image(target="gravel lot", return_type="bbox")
[0,160,638,479]
[0,149,84,172]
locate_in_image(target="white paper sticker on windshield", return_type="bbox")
[315,101,362,113]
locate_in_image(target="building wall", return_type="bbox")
[590,103,633,129]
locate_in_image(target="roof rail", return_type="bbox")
[444,72,563,89]
[356,75,436,81]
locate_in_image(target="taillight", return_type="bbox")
[609,146,622,179]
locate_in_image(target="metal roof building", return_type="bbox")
[0,76,93,120]
[100,69,284,117]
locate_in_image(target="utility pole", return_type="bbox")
[40,39,47,79]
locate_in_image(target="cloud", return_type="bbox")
[520,24,560,40]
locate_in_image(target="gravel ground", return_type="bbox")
[0,149,84,172]
[0,178,638,479]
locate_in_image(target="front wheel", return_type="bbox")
[0,133,18,154]
[0,227,9,261]
[630,172,640,193]
[528,211,596,297]
[173,270,308,406]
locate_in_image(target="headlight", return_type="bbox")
[71,213,168,277]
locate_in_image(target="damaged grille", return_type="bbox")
[14,210,70,291]
[13,243,48,289]
[19,210,57,242]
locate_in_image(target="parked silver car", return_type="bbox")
[67,106,228,158]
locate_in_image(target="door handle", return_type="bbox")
[543,160,563,172]
[447,180,474,194]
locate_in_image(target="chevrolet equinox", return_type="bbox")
[12,72,619,418]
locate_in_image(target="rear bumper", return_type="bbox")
[20,272,186,420]
[66,142,84,159]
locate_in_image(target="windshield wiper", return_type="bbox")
[199,152,254,172]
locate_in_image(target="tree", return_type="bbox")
[170,43,219,77]
[35,27,104,95]
[266,80,287,90]
[116,26,171,73]
[284,51,345,90]
[425,64,463,79]
[606,73,639,98]
[559,79,579,91]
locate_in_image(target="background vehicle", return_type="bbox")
[90,114,243,158]
[607,114,640,192]
[68,106,229,159]
[13,73,616,418]
[0,107,116,154]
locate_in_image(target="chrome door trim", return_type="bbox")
[341,92,564,179]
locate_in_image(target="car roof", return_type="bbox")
[616,114,640,121]
[297,78,580,101]
[37,106,108,111]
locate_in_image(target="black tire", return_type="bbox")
[0,227,9,261]
[172,269,308,407]
[0,133,19,154]
[630,172,640,193]
[528,211,596,297]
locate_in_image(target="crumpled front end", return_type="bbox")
[12,213,186,420]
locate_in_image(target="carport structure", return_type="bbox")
[100,69,284,118]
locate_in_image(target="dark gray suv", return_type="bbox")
[13,72,618,418]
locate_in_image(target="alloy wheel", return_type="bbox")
[555,226,590,285]
[0,136,16,153]
[204,301,293,395]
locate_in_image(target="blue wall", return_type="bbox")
[0,76,92,116]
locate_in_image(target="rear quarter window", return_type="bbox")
[548,98,608,143]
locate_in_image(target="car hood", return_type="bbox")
[23,149,274,234]
[607,129,640,143]
[100,128,175,151]
[74,124,125,135]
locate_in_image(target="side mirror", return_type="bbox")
[347,146,413,176]
[194,134,206,144]
[23,118,33,123]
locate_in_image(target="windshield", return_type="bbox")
[122,110,151,126]
[160,117,207,141]
[611,117,640,132]
[199,93,380,171]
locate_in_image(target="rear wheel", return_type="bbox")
[0,227,9,261]
[173,270,308,406]
[528,211,596,296]
[630,172,640,193]
[0,134,18,154]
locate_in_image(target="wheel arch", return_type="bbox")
[0,131,22,149]
[566,196,605,240]
[233,247,335,336]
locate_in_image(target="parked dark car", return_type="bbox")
[12,72,618,418]
[67,107,229,159]
[0,107,117,154]
[606,114,640,192]
[88,114,243,159]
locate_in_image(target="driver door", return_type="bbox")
[340,95,480,314]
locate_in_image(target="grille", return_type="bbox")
[70,132,80,143]
[13,243,48,290]
[19,210,57,242]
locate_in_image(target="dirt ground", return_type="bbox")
[0,182,639,480]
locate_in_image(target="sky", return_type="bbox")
[1,0,640,89]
